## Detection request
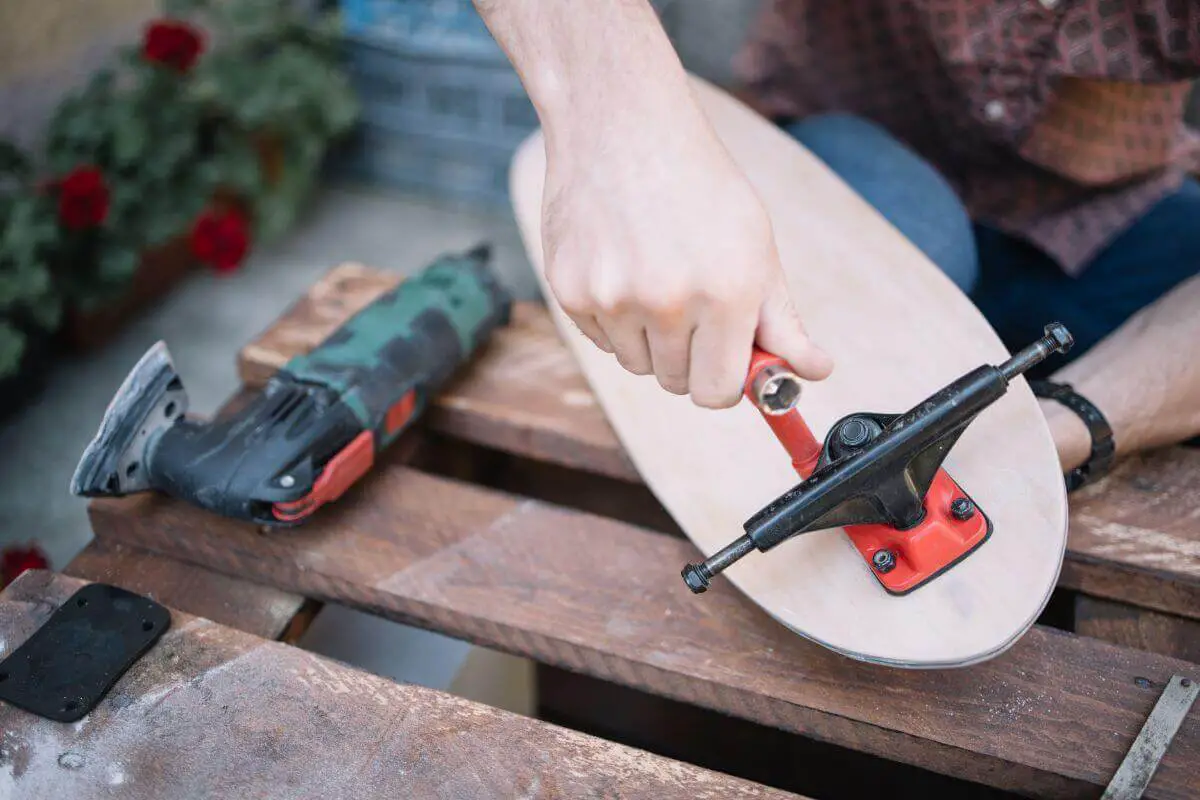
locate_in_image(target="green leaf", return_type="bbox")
[0,323,25,378]
[97,247,140,283]
[25,288,62,330]
[113,116,149,166]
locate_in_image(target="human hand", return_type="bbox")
[539,97,834,409]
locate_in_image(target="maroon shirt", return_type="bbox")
[734,0,1200,274]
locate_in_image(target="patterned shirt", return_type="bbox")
[733,0,1200,275]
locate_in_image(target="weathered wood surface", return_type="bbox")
[88,469,1200,799]
[1061,449,1200,618]
[1076,595,1200,663]
[236,263,1200,621]
[64,540,312,642]
[0,571,796,800]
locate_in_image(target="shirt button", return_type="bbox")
[984,99,1006,122]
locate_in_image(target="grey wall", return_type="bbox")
[0,0,159,150]
[659,0,762,86]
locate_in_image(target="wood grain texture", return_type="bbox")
[1062,448,1200,619]
[236,264,1200,621]
[1075,596,1200,662]
[86,469,1200,799]
[63,540,310,642]
[0,571,795,800]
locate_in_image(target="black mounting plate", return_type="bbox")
[0,583,170,721]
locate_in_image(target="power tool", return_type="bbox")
[70,245,512,526]
[683,322,1073,596]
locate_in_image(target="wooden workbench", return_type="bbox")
[60,262,1200,799]
[0,571,793,798]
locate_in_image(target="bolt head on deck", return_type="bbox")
[871,549,897,573]
[950,497,976,521]
[682,564,710,594]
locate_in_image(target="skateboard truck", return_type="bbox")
[683,323,1074,596]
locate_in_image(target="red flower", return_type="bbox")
[142,20,204,73]
[1,543,50,588]
[56,166,110,230]
[189,208,250,273]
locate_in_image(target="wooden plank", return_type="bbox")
[534,665,1020,800]
[63,540,314,643]
[236,264,1200,620]
[0,570,796,800]
[87,470,1200,799]
[1060,448,1200,619]
[238,262,635,480]
[1076,596,1200,663]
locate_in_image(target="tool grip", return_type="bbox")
[282,247,512,448]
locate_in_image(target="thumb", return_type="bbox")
[756,280,834,381]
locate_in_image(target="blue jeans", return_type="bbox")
[785,114,1200,378]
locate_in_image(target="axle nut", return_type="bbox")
[682,564,710,594]
[950,497,976,521]
[871,549,897,573]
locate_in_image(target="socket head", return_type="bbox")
[1044,322,1073,354]
[752,365,802,415]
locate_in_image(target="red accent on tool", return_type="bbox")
[385,390,417,436]
[272,430,375,522]
[746,347,987,594]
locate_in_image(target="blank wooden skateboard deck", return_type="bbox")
[507,76,1068,668]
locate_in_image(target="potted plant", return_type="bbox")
[37,0,359,352]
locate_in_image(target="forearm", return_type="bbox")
[1040,273,1200,470]
[473,1,704,158]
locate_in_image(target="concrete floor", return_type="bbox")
[0,179,541,713]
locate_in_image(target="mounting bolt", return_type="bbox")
[950,497,975,521]
[871,549,897,573]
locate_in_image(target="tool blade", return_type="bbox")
[70,341,189,497]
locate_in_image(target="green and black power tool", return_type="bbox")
[70,245,511,526]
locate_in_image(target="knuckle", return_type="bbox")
[550,278,592,316]
[589,278,629,315]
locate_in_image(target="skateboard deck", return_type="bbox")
[507,76,1068,668]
